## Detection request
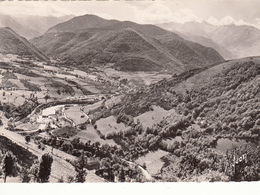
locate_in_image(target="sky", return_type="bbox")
[0,0,260,28]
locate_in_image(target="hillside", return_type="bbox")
[210,25,260,58]
[157,34,224,67]
[0,27,48,61]
[32,14,224,72]
[173,32,235,60]
[46,14,119,33]
[1,38,258,182]
[113,57,260,117]
[101,57,260,181]
[0,14,73,39]
[157,21,260,59]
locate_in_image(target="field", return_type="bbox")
[0,90,26,106]
[83,101,103,114]
[104,67,172,85]
[15,123,40,131]
[52,126,79,138]
[42,105,63,116]
[0,55,118,109]
[104,95,123,108]
[135,150,168,175]
[96,116,130,136]
[134,106,177,129]
[64,105,89,125]
[72,125,118,146]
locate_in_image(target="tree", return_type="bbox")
[1,151,16,183]
[20,167,31,183]
[57,89,61,95]
[29,161,39,182]
[38,153,53,183]
[75,152,87,183]
[25,135,31,144]
[44,94,50,103]
[118,167,125,182]
[142,162,147,170]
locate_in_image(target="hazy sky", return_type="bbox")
[1,0,260,28]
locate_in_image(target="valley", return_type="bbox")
[0,12,259,183]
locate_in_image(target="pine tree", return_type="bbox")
[20,167,31,183]
[1,151,16,183]
[75,152,87,183]
[38,153,53,183]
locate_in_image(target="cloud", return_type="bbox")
[130,1,202,24]
[0,1,74,17]
[207,17,221,26]
[221,15,236,25]
[131,1,175,24]
[207,15,252,26]
[255,18,260,29]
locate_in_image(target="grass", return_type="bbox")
[9,79,26,89]
[104,68,172,85]
[96,116,130,136]
[64,105,89,125]
[73,125,118,146]
[135,150,168,175]
[134,106,177,129]
[15,123,40,131]
[52,126,79,138]
[83,101,103,114]
[104,95,123,108]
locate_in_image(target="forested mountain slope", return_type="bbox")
[32,14,224,72]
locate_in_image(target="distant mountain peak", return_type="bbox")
[46,14,120,33]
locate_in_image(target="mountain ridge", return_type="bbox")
[32,14,224,72]
[157,21,260,59]
[0,14,74,39]
[0,27,48,61]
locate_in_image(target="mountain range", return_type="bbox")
[157,21,260,59]
[31,14,224,72]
